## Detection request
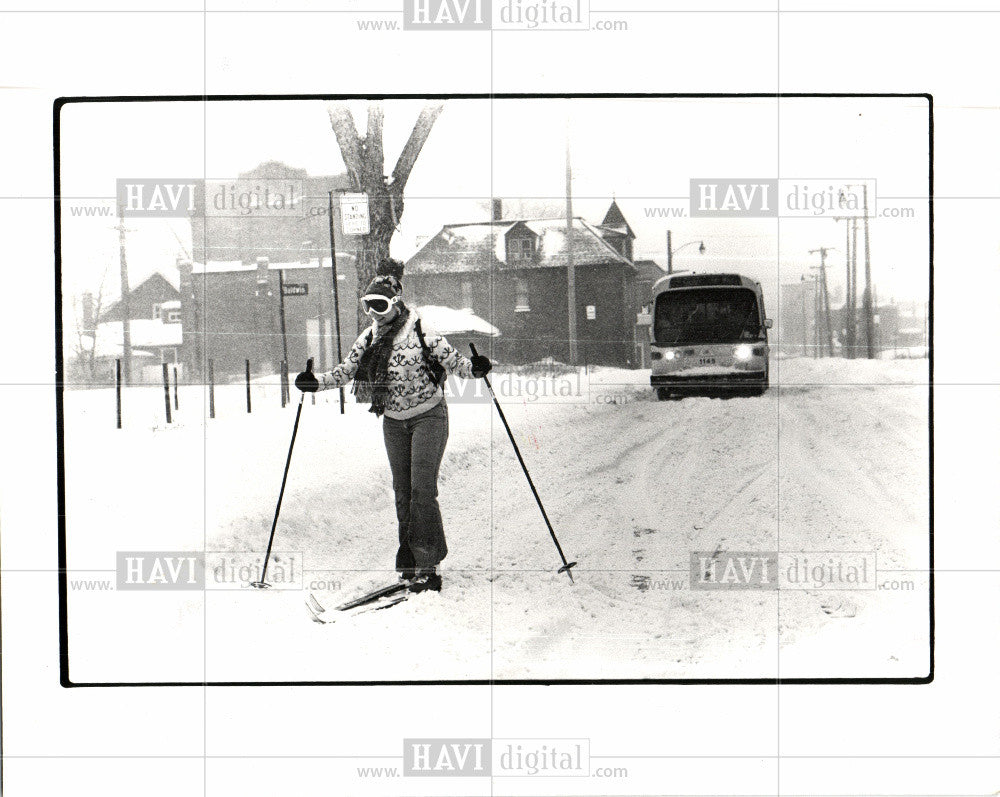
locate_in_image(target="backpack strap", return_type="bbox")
[414,317,429,354]
[414,318,446,386]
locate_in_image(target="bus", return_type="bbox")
[649,272,772,399]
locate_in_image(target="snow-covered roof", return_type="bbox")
[405,216,634,276]
[416,306,500,337]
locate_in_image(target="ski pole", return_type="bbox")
[251,357,313,589]
[470,344,577,583]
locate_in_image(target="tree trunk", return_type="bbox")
[327,102,443,330]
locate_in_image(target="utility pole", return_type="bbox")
[800,276,808,356]
[835,216,855,358]
[862,183,875,358]
[813,277,820,358]
[666,229,673,274]
[565,120,578,365]
[872,283,880,355]
[850,217,858,358]
[809,247,835,357]
[115,208,133,385]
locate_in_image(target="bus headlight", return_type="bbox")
[734,344,753,361]
[664,350,677,360]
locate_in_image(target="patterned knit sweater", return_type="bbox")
[316,309,476,419]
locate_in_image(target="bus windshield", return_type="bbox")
[654,287,763,345]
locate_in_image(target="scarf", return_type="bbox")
[352,305,410,417]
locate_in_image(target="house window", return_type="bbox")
[167,310,182,323]
[515,276,530,313]
[461,278,474,310]
[509,237,534,263]
[152,302,163,320]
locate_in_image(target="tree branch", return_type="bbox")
[326,104,365,188]
[390,103,444,194]
[365,104,384,182]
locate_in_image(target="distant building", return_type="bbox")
[177,257,359,378]
[71,269,185,383]
[188,161,354,266]
[404,200,642,367]
[632,259,668,367]
[633,259,669,310]
[100,271,180,323]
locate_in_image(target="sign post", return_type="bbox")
[328,191,346,414]
[277,269,290,403]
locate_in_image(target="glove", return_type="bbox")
[470,355,492,379]
[295,370,319,393]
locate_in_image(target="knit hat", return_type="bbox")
[364,274,402,299]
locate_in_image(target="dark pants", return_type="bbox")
[382,400,449,573]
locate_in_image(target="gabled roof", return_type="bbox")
[405,217,634,276]
[600,200,636,239]
[102,271,180,318]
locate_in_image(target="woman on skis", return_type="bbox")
[294,263,492,593]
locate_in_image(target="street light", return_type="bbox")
[666,230,706,273]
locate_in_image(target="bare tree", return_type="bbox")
[326,102,443,326]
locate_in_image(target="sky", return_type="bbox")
[57,96,930,308]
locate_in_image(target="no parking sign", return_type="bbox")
[340,192,370,235]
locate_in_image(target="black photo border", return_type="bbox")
[51,91,934,688]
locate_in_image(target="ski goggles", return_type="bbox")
[361,293,399,315]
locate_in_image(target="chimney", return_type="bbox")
[492,198,503,222]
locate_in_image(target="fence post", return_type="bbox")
[208,359,216,419]
[115,359,122,429]
[172,366,179,411]
[162,363,172,424]
[245,359,252,414]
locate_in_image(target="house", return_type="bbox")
[177,257,359,378]
[404,200,642,367]
[100,271,180,323]
[69,269,184,384]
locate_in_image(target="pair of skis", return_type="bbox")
[305,580,412,624]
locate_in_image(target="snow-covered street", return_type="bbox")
[63,357,930,683]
